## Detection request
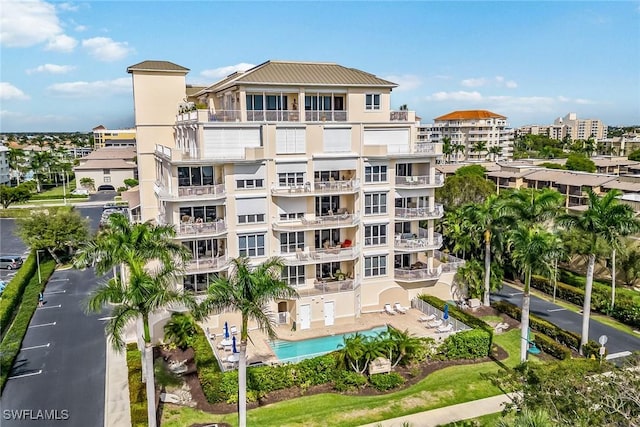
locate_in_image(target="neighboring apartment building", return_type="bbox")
[73,146,137,191]
[92,125,136,149]
[421,110,514,161]
[0,145,10,185]
[127,59,453,331]
[554,113,607,140]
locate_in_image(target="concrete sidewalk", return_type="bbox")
[104,343,132,427]
[358,393,518,427]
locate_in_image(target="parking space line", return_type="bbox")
[606,351,632,360]
[8,370,43,380]
[509,292,523,296]
[37,304,62,310]
[29,322,56,328]
[23,343,51,351]
[45,290,66,295]
[547,308,566,312]
[49,278,69,282]
[98,316,116,321]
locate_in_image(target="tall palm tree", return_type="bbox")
[503,188,564,226]
[196,257,298,427]
[87,252,194,427]
[557,189,640,353]
[508,225,557,362]
[471,141,487,160]
[462,194,510,306]
[488,145,503,161]
[442,136,452,164]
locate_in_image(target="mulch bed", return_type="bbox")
[159,305,514,421]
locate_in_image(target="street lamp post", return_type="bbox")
[36,249,44,284]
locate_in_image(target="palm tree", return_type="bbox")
[337,332,367,373]
[196,256,298,427]
[488,145,503,161]
[164,313,198,350]
[508,225,557,362]
[471,141,487,160]
[497,408,553,427]
[557,189,640,353]
[87,252,194,427]
[462,194,509,306]
[442,136,453,164]
[503,188,564,226]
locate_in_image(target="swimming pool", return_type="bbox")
[269,325,388,363]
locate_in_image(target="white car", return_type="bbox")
[71,188,89,195]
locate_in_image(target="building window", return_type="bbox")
[282,265,305,287]
[178,166,214,186]
[246,94,264,111]
[365,255,386,277]
[238,234,265,257]
[365,94,381,111]
[316,262,340,280]
[278,172,305,186]
[280,232,304,253]
[179,206,218,222]
[103,176,111,183]
[183,273,217,293]
[103,169,111,175]
[236,179,264,189]
[364,165,387,183]
[364,193,387,215]
[279,212,304,220]
[238,214,265,224]
[365,224,387,246]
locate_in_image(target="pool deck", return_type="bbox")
[200,307,454,368]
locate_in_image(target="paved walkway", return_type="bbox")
[359,393,518,427]
[104,343,132,427]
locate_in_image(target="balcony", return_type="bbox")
[205,109,349,123]
[270,179,360,197]
[296,277,360,298]
[395,174,444,188]
[305,110,348,122]
[155,183,226,201]
[434,250,465,273]
[394,204,444,220]
[272,213,360,231]
[175,220,227,238]
[185,255,229,273]
[394,265,442,283]
[414,142,443,155]
[281,245,358,266]
[394,231,443,252]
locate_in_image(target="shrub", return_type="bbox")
[333,370,367,392]
[534,334,571,360]
[369,372,405,391]
[440,329,492,359]
[0,252,38,337]
[191,325,223,403]
[0,259,55,392]
[126,343,147,427]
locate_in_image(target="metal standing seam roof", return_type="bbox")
[83,147,137,160]
[434,110,507,121]
[74,159,137,170]
[523,170,616,187]
[196,60,398,95]
[602,179,640,192]
[127,60,189,73]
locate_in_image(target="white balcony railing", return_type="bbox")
[394,204,444,220]
[394,265,442,282]
[281,246,358,265]
[272,213,360,231]
[434,250,466,273]
[270,179,360,196]
[176,220,227,237]
[394,174,444,187]
[415,142,443,154]
[295,277,360,298]
[186,255,229,273]
[178,184,225,198]
[394,231,443,251]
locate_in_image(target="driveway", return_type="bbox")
[492,283,640,358]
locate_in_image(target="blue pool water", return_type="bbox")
[270,325,388,363]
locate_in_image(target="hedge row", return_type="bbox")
[0,252,38,337]
[126,343,147,427]
[492,300,601,359]
[0,259,56,392]
[419,294,494,355]
[530,274,640,329]
[191,325,224,403]
[29,194,87,201]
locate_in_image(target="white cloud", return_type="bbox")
[47,77,131,97]
[383,74,422,92]
[0,82,30,100]
[0,0,64,47]
[75,24,87,32]
[505,80,518,89]
[461,78,488,88]
[82,37,133,62]
[575,98,596,105]
[57,2,79,12]
[26,64,76,75]
[201,63,255,80]
[45,33,77,52]
[427,91,483,101]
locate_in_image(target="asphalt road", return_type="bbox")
[0,206,108,426]
[0,218,29,282]
[492,283,640,357]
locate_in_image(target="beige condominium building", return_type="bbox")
[127,59,455,331]
[422,110,514,162]
[92,125,136,149]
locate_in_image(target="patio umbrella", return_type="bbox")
[224,321,229,339]
[443,303,449,321]
[232,335,238,353]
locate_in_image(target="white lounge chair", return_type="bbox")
[230,325,238,335]
[418,313,436,322]
[436,323,454,333]
[384,303,396,315]
[426,318,443,328]
[394,303,408,314]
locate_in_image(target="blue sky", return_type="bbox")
[1,0,639,133]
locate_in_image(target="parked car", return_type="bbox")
[0,255,23,270]
[71,188,89,195]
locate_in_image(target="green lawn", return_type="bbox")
[161,330,526,427]
[38,180,77,197]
